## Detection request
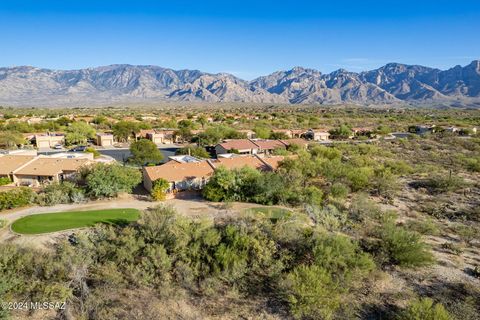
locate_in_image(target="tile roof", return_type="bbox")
[145,155,287,183]
[144,161,215,182]
[14,157,90,176]
[252,139,286,150]
[0,155,36,175]
[261,156,286,170]
[213,156,268,171]
[218,139,259,151]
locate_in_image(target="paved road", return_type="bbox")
[39,146,180,163]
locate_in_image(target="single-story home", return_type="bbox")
[143,155,286,193]
[136,129,176,144]
[304,129,331,141]
[215,139,260,155]
[143,160,215,192]
[12,157,91,187]
[0,155,37,182]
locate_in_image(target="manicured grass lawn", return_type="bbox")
[11,208,140,235]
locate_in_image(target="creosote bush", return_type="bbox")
[376,221,434,267]
[397,297,451,320]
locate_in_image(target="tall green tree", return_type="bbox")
[112,121,139,142]
[84,163,142,198]
[175,145,210,158]
[129,139,164,165]
[65,121,96,145]
[0,131,25,149]
[329,125,352,139]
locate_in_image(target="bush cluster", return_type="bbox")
[0,205,377,319]
[0,187,35,211]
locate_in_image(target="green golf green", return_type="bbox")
[11,208,140,235]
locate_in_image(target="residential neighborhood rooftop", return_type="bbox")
[14,157,90,176]
[144,160,215,183]
[213,156,270,171]
[0,155,37,176]
[217,139,259,151]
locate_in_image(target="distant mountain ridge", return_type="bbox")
[0,61,479,107]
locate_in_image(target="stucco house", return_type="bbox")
[33,132,65,149]
[11,157,91,187]
[143,160,215,192]
[96,133,114,147]
[304,129,331,141]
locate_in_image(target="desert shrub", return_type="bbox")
[397,297,451,320]
[0,187,36,211]
[406,218,440,236]
[413,174,468,194]
[441,242,464,255]
[305,204,347,231]
[384,159,414,175]
[453,224,478,244]
[465,157,480,172]
[346,166,374,192]
[312,233,375,283]
[301,186,323,206]
[272,147,290,156]
[329,182,349,199]
[372,167,399,198]
[349,194,383,222]
[310,145,342,160]
[0,219,6,229]
[473,266,480,279]
[0,177,12,186]
[85,147,100,158]
[203,166,299,205]
[36,181,85,206]
[151,178,170,201]
[83,163,142,198]
[376,221,434,267]
[281,265,341,320]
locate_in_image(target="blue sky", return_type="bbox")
[1,0,479,79]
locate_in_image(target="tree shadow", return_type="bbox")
[102,218,132,227]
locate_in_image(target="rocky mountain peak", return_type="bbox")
[0,61,479,106]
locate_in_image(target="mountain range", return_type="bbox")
[0,61,479,107]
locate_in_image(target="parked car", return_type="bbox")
[53,144,63,149]
[69,146,87,152]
